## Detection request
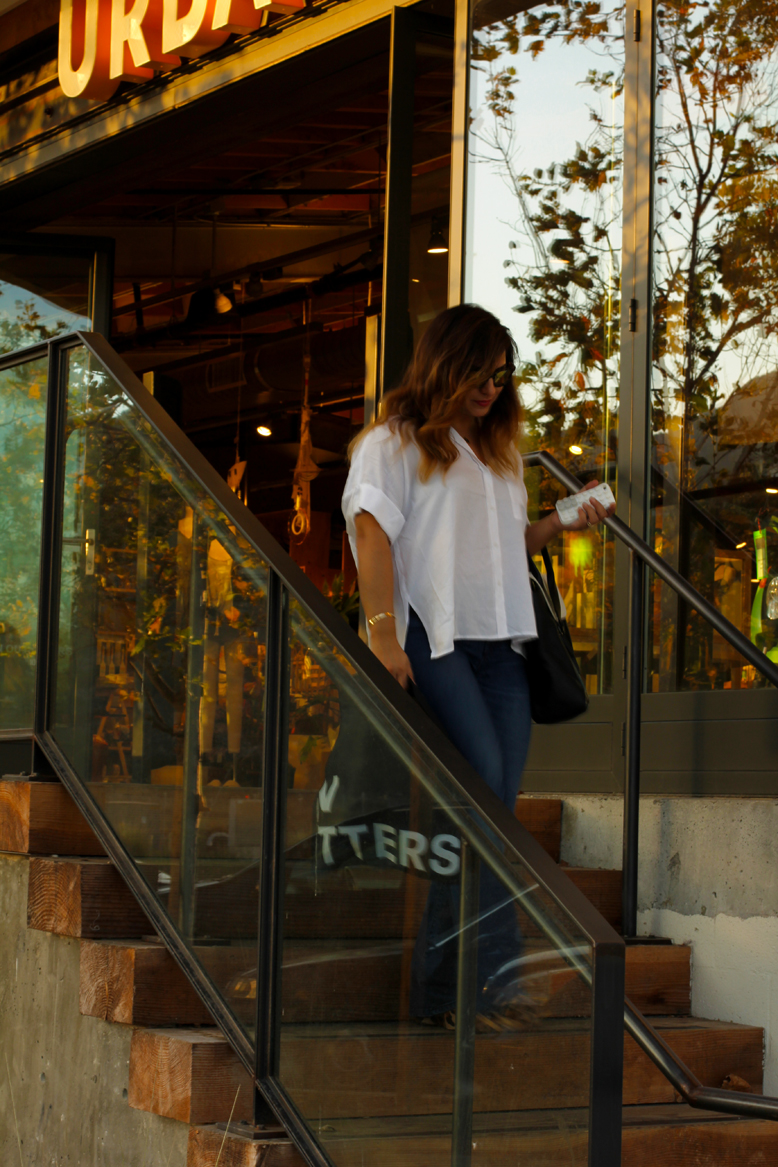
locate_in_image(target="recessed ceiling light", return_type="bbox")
[767,487,778,494]
[569,444,583,456]
[736,541,747,549]
[257,425,272,437]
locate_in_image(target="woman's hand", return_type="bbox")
[369,620,415,689]
[526,479,615,554]
[565,479,616,531]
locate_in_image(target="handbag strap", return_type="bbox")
[539,545,563,621]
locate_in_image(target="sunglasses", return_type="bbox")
[482,362,514,390]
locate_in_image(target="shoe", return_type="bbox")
[416,1012,456,1030]
[477,994,539,1033]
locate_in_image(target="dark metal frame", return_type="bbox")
[20,330,626,1167]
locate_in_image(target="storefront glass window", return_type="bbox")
[466,0,624,693]
[0,253,92,354]
[649,0,778,691]
[0,354,48,730]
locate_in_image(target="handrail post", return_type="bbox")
[622,549,644,939]
[451,840,479,1167]
[254,570,289,1123]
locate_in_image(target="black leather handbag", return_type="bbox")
[525,547,589,724]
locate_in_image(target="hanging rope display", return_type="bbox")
[290,314,319,538]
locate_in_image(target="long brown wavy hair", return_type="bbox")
[351,304,521,480]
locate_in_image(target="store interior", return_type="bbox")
[3,10,453,605]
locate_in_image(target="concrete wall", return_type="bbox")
[0,853,188,1165]
[556,795,778,1093]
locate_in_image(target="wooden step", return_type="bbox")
[188,1125,305,1167]
[563,866,622,931]
[0,777,103,856]
[279,1016,763,1118]
[282,1106,778,1166]
[514,797,562,862]
[0,774,560,871]
[80,939,214,1026]
[277,939,689,1022]
[80,935,690,1029]
[129,1017,762,1124]
[27,856,151,938]
[129,1028,253,1124]
[282,865,622,940]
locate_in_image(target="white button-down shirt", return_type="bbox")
[342,423,537,659]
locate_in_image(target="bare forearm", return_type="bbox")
[525,510,563,555]
[353,511,414,687]
[354,513,395,619]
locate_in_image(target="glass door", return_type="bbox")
[462,0,628,790]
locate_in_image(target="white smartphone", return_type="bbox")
[555,482,615,527]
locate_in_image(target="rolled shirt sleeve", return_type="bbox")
[342,426,411,545]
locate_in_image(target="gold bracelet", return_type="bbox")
[367,611,395,628]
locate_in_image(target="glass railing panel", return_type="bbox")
[50,343,269,1038]
[277,603,594,1166]
[0,351,48,731]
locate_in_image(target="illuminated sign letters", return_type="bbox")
[59,0,304,100]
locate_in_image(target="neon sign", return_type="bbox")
[59,0,304,100]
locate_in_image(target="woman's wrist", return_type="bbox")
[368,617,398,641]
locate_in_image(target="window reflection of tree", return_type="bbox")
[470,0,623,693]
[651,0,778,689]
[471,0,778,690]
[471,0,623,476]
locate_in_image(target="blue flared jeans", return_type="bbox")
[404,610,533,1017]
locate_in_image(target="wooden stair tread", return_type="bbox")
[27,856,151,938]
[80,935,690,1030]
[188,1125,305,1166]
[283,866,622,939]
[286,1106,778,1167]
[514,797,562,861]
[128,1018,762,1121]
[80,939,214,1026]
[0,777,104,856]
[128,1027,254,1125]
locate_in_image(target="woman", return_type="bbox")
[342,304,612,1029]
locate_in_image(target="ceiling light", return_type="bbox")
[411,278,420,283]
[736,541,747,549]
[257,425,272,437]
[767,488,778,494]
[569,444,583,456]
[426,224,448,255]
[214,288,233,314]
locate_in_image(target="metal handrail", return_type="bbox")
[524,450,778,687]
[526,448,778,1122]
